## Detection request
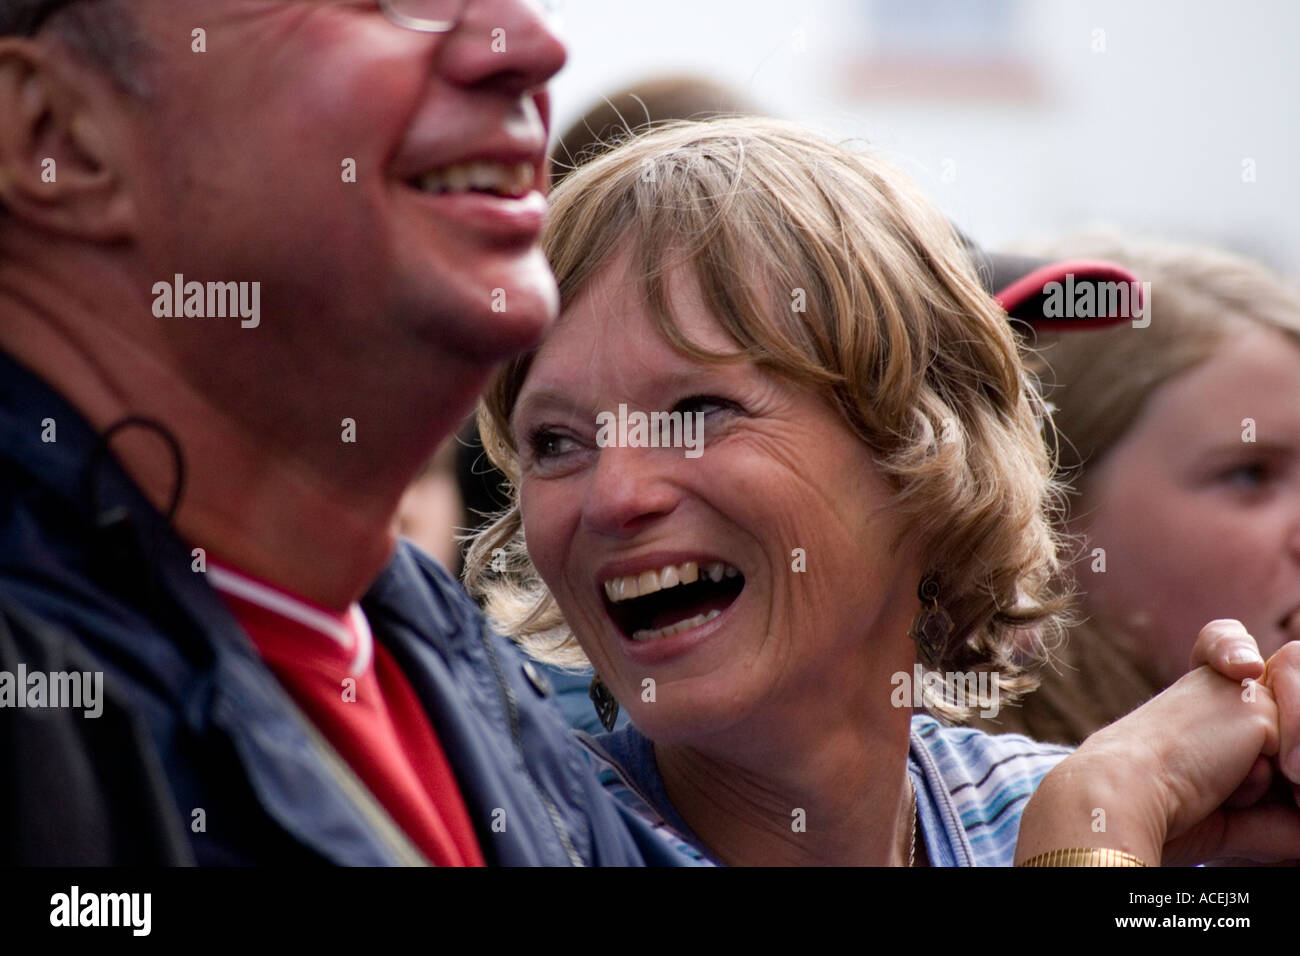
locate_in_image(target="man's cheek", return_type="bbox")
[305,32,428,135]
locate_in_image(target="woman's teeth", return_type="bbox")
[602,560,738,602]
[631,608,722,642]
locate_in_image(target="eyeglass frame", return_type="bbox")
[3,0,473,38]
[377,0,471,34]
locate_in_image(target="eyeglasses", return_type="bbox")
[4,1,561,37]
[380,0,471,33]
[379,0,564,34]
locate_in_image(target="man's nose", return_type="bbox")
[580,446,680,539]
[438,0,567,93]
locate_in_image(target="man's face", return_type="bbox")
[114,0,565,402]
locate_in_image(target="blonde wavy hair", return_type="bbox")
[464,117,1071,722]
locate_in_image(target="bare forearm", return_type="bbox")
[1015,749,1165,866]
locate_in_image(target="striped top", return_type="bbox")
[579,715,1073,866]
[909,714,1073,865]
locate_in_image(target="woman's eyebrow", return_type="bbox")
[513,387,579,421]
[620,366,741,398]
[516,368,725,420]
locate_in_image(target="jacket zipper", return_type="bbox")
[280,697,431,866]
[478,622,584,866]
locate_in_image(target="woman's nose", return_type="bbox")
[580,445,680,538]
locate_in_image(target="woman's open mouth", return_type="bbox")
[601,560,745,641]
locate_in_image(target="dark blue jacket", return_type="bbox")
[0,348,687,865]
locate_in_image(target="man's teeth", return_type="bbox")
[417,160,533,197]
[603,561,739,603]
[631,609,722,642]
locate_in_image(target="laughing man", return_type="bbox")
[0,0,691,865]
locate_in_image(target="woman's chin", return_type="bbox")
[618,684,749,747]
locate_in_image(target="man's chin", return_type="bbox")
[398,249,559,361]
[443,295,557,364]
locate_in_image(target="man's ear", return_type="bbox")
[0,39,137,241]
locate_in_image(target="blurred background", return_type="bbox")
[542,0,1300,272]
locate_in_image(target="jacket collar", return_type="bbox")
[0,348,447,863]
[0,349,358,727]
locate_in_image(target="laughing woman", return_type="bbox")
[466,119,1300,866]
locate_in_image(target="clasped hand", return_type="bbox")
[1016,620,1300,866]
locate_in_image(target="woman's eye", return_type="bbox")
[528,428,578,462]
[674,394,740,418]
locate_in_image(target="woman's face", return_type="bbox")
[1079,324,1300,687]
[511,254,924,745]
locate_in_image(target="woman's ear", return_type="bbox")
[0,39,137,241]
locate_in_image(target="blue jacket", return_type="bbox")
[0,348,686,865]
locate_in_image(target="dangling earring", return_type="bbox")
[589,675,620,732]
[910,573,952,667]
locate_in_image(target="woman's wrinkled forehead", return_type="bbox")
[512,252,750,419]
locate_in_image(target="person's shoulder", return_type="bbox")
[591,724,654,772]
[911,712,1072,781]
[392,540,480,609]
[367,541,493,647]
[379,543,557,696]
[578,728,714,866]
[376,544,701,866]
[911,713,1072,865]
[582,724,664,821]
[0,597,196,864]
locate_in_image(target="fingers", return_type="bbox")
[1149,630,1300,865]
[1079,664,1280,850]
[1190,619,1266,681]
[1165,803,1300,865]
[1265,641,1300,785]
[1212,803,1300,864]
[1224,755,1274,809]
[1244,677,1281,759]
